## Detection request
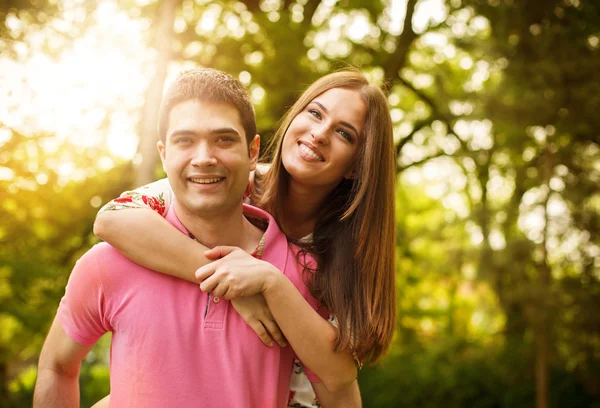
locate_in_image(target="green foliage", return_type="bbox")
[1,0,599,406]
[0,126,133,402]
[360,342,599,408]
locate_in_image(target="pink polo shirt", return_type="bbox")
[58,204,324,407]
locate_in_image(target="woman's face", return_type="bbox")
[281,87,366,191]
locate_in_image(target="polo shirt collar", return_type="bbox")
[164,203,289,273]
[242,204,288,273]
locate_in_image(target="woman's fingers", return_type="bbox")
[250,322,273,347]
[204,245,239,260]
[262,319,287,348]
[222,284,239,300]
[195,263,217,282]
[199,274,220,293]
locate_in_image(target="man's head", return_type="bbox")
[157,69,259,218]
[158,69,257,146]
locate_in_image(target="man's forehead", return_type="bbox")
[167,99,245,136]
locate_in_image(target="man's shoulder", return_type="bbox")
[84,242,126,259]
[78,242,139,272]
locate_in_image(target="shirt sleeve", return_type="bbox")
[98,178,172,217]
[57,245,112,345]
[288,359,321,407]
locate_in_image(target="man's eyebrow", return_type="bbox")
[210,127,241,136]
[169,129,196,139]
[169,127,241,138]
[313,101,360,138]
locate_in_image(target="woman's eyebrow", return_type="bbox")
[313,101,360,138]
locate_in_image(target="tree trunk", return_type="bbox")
[535,328,549,408]
[535,145,553,408]
[0,361,7,405]
[135,0,181,187]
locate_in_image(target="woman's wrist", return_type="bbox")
[261,264,282,294]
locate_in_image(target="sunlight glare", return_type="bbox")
[0,1,153,164]
[347,14,371,42]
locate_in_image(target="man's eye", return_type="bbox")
[308,109,322,119]
[217,136,235,143]
[174,137,192,144]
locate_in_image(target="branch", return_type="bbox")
[383,0,419,85]
[240,0,261,13]
[395,117,434,158]
[397,150,447,172]
[398,75,471,154]
[398,75,445,119]
[302,0,321,29]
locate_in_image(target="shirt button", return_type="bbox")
[213,296,220,303]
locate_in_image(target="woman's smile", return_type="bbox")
[298,141,325,162]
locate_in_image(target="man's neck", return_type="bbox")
[173,200,263,253]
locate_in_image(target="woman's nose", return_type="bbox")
[310,124,329,145]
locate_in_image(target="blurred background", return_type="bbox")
[1,0,599,406]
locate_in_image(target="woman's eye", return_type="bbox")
[308,109,322,119]
[338,129,353,142]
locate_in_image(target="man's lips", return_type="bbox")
[187,176,225,184]
[298,142,325,161]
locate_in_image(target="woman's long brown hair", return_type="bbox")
[256,70,396,363]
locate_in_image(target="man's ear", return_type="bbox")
[157,140,167,172]
[249,134,260,171]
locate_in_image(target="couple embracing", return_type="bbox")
[34,67,396,407]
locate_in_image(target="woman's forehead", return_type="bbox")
[309,88,366,131]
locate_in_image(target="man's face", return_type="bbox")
[157,99,259,218]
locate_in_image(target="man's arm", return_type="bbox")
[33,318,94,408]
[312,380,362,408]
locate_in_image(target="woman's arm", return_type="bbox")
[94,178,209,282]
[94,179,285,347]
[197,247,358,392]
[95,208,209,282]
[313,380,362,408]
[263,270,358,392]
[90,395,110,408]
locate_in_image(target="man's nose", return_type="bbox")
[190,143,217,167]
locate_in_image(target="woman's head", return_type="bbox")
[281,87,364,192]
[259,69,397,363]
[260,69,395,223]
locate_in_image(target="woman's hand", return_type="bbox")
[231,294,287,348]
[196,246,277,299]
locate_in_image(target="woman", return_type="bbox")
[94,70,396,407]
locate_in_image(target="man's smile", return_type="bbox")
[187,177,225,184]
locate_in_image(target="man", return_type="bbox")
[33,69,346,407]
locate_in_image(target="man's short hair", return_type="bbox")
[158,68,256,145]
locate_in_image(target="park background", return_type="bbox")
[1,0,599,406]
